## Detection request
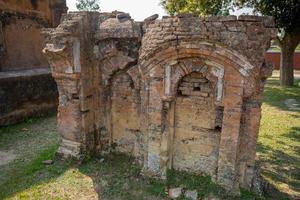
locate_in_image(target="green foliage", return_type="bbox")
[160,0,231,16]
[161,0,300,35]
[236,0,300,34]
[76,0,100,11]
[235,0,300,86]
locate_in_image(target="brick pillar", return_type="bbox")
[160,97,175,178]
[146,78,163,173]
[217,85,243,193]
[238,100,262,188]
[55,78,83,159]
[44,37,90,159]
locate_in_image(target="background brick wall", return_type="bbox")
[0,0,66,125]
[265,52,300,70]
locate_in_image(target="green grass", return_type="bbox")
[0,116,64,199]
[166,169,223,199]
[0,145,67,199]
[269,44,300,52]
[257,71,300,199]
[0,71,299,199]
[0,115,256,200]
[78,154,168,200]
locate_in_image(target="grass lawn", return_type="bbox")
[269,44,300,52]
[0,71,299,200]
[257,71,300,199]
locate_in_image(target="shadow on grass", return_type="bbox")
[257,126,300,200]
[263,78,300,112]
[283,127,300,141]
[0,142,292,200]
[0,145,71,199]
[78,153,266,200]
[257,75,300,199]
[78,153,167,200]
[0,114,70,199]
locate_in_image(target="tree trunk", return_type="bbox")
[279,33,299,86]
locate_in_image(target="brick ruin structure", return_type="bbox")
[0,0,66,125]
[43,12,276,192]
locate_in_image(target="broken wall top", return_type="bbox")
[95,13,142,41]
[43,12,277,87]
[140,15,276,71]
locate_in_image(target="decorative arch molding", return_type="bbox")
[139,41,256,80]
[169,59,224,103]
[101,60,140,90]
[97,43,140,89]
[140,43,255,191]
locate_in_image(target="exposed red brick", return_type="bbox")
[43,12,276,193]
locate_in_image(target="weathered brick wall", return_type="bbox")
[111,72,141,157]
[0,0,67,71]
[0,0,66,125]
[43,12,276,193]
[0,18,49,71]
[174,72,220,177]
[0,0,66,26]
[0,69,58,125]
[138,14,276,192]
[43,12,102,157]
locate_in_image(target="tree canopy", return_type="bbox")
[236,0,300,86]
[236,0,300,36]
[162,0,300,35]
[160,0,231,16]
[76,0,100,11]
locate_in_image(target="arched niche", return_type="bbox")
[173,71,222,176]
[110,71,141,157]
[140,44,254,190]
